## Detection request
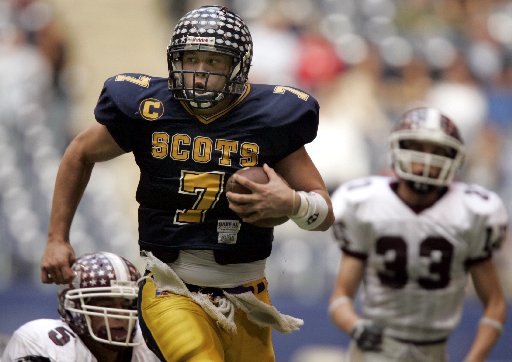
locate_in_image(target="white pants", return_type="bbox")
[346,336,448,362]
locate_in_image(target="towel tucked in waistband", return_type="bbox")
[141,251,304,334]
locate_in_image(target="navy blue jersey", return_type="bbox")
[94,73,319,263]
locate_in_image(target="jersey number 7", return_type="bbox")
[174,170,225,224]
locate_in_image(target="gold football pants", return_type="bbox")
[139,275,275,362]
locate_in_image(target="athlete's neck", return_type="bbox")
[82,336,127,362]
[394,180,445,212]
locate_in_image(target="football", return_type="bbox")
[226,166,269,194]
[226,166,288,228]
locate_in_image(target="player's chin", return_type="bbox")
[98,326,130,342]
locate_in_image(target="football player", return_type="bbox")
[328,107,508,362]
[3,252,159,361]
[40,5,334,362]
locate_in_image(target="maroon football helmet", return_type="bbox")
[58,252,141,347]
[389,107,465,188]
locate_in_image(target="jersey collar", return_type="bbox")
[180,84,251,124]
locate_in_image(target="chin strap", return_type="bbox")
[188,91,226,109]
[405,180,443,194]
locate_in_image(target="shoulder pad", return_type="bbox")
[458,183,507,218]
[331,176,384,216]
[101,73,167,117]
[249,84,319,125]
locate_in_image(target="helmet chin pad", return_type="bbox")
[185,87,226,109]
[405,180,440,194]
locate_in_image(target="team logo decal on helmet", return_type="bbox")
[389,107,465,189]
[58,252,141,347]
[167,5,253,108]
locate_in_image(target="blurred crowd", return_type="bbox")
[0,0,511,299]
[0,0,136,287]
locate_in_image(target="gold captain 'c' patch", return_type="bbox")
[139,98,164,121]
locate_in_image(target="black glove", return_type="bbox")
[350,319,384,351]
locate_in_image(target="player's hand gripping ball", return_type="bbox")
[226,167,289,228]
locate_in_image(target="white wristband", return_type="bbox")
[480,317,503,333]
[290,191,329,230]
[328,296,352,316]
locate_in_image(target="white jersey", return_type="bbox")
[331,176,508,342]
[1,319,159,362]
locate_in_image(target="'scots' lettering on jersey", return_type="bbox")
[151,132,259,167]
[94,74,319,258]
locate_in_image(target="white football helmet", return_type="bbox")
[389,107,465,188]
[58,252,141,347]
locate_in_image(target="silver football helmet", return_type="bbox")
[389,107,465,189]
[58,252,141,347]
[167,5,253,108]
